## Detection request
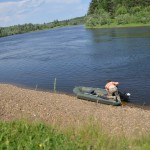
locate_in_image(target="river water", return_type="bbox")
[0,25,150,106]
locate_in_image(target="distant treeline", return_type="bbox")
[1,0,150,38]
[0,16,85,38]
[86,0,150,27]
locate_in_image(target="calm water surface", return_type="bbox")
[0,25,150,105]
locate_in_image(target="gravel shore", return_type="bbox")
[0,84,150,138]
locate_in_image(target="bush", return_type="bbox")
[115,6,128,16]
[135,11,150,24]
[94,8,105,15]
[115,14,137,24]
[85,15,99,27]
[144,6,150,12]
[130,6,141,14]
[85,11,111,27]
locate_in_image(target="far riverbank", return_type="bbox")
[86,23,150,29]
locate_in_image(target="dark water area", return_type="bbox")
[0,25,150,106]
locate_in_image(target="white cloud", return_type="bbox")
[45,0,81,4]
[17,0,45,14]
[0,0,88,27]
[0,2,17,16]
[0,0,46,26]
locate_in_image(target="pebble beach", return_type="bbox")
[0,84,150,138]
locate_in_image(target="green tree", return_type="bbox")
[115,6,128,16]
[86,0,150,27]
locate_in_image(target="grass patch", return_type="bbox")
[86,23,150,29]
[0,120,149,150]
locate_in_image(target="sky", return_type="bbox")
[0,0,91,27]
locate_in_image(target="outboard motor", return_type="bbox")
[118,91,131,102]
[125,92,131,98]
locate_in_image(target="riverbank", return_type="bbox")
[0,84,150,138]
[0,16,85,38]
[86,23,150,29]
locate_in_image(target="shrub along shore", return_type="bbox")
[86,23,150,29]
[0,84,150,149]
[0,16,85,38]
[85,0,150,28]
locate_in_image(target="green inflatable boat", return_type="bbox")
[73,86,129,106]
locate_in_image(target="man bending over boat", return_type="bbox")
[105,80,121,102]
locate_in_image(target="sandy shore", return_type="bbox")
[0,84,150,138]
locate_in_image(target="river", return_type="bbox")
[0,25,150,106]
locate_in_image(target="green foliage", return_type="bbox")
[115,6,128,15]
[0,120,150,150]
[86,0,150,27]
[132,135,150,150]
[54,78,57,93]
[144,6,150,12]
[86,11,111,27]
[0,121,84,150]
[52,20,60,27]
[135,11,150,24]
[0,16,85,38]
[115,14,135,24]
[94,8,105,15]
[88,0,150,16]
[88,0,101,15]
[130,6,141,14]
